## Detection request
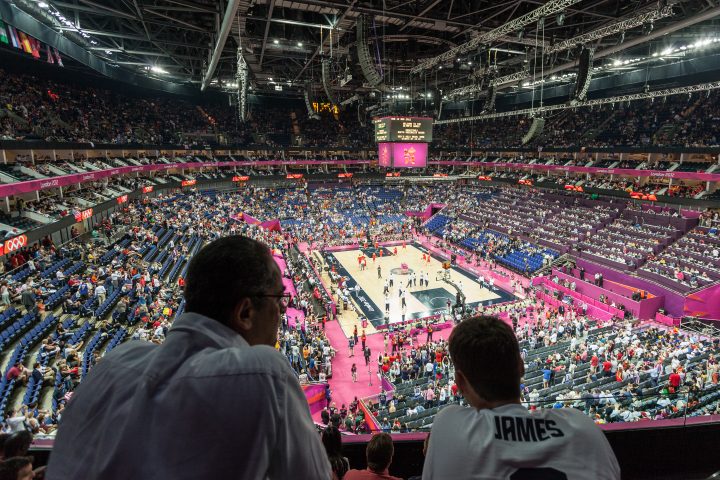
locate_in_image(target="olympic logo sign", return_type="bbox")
[142,186,154,193]
[1,234,28,255]
[181,180,197,187]
[74,208,94,222]
[117,195,128,204]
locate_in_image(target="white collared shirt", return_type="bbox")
[47,312,331,480]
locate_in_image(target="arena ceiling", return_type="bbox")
[12,0,720,101]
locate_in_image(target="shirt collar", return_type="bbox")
[169,311,249,349]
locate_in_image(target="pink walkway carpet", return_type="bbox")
[315,318,454,419]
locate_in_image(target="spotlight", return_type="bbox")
[273,39,279,44]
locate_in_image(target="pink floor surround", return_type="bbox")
[315,318,453,420]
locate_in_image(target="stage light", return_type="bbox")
[150,66,168,74]
[273,39,279,44]
[297,42,303,47]
[38,1,49,8]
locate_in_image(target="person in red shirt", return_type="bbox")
[344,433,401,480]
[6,362,28,383]
[602,359,613,377]
[669,369,682,390]
[590,354,599,374]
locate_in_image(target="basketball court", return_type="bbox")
[319,242,516,332]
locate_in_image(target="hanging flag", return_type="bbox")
[17,31,32,54]
[8,26,20,49]
[0,20,8,45]
[29,37,40,59]
[53,47,64,67]
[46,44,54,64]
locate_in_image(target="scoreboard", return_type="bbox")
[373,116,433,143]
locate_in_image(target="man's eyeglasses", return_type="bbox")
[252,292,292,307]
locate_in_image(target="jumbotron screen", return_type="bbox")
[373,116,433,142]
[377,142,428,168]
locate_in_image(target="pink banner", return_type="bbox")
[0,160,372,197]
[302,383,328,415]
[260,219,281,231]
[2,158,717,198]
[433,161,720,181]
[242,213,261,225]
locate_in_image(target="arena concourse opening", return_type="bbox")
[0,0,719,478]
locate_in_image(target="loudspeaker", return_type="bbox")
[482,85,496,113]
[321,58,338,106]
[522,116,545,145]
[571,47,594,104]
[304,83,320,120]
[356,15,384,88]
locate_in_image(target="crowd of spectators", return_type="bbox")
[368,285,720,432]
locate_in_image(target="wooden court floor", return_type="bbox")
[320,243,514,336]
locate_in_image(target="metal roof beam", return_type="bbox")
[201,0,243,91]
[76,0,138,19]
[53,1,137,19]
[411,0,584,74]
[258,0,275,67]
[142,8,206,32]
[436,81,720,124]
[492,4,720,89]
[160,0,217,14]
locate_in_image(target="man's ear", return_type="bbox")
[229,297,255,335]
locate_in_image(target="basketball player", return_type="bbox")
[422,316,620,480]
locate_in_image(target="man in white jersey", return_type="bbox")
[422,315,620,480]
